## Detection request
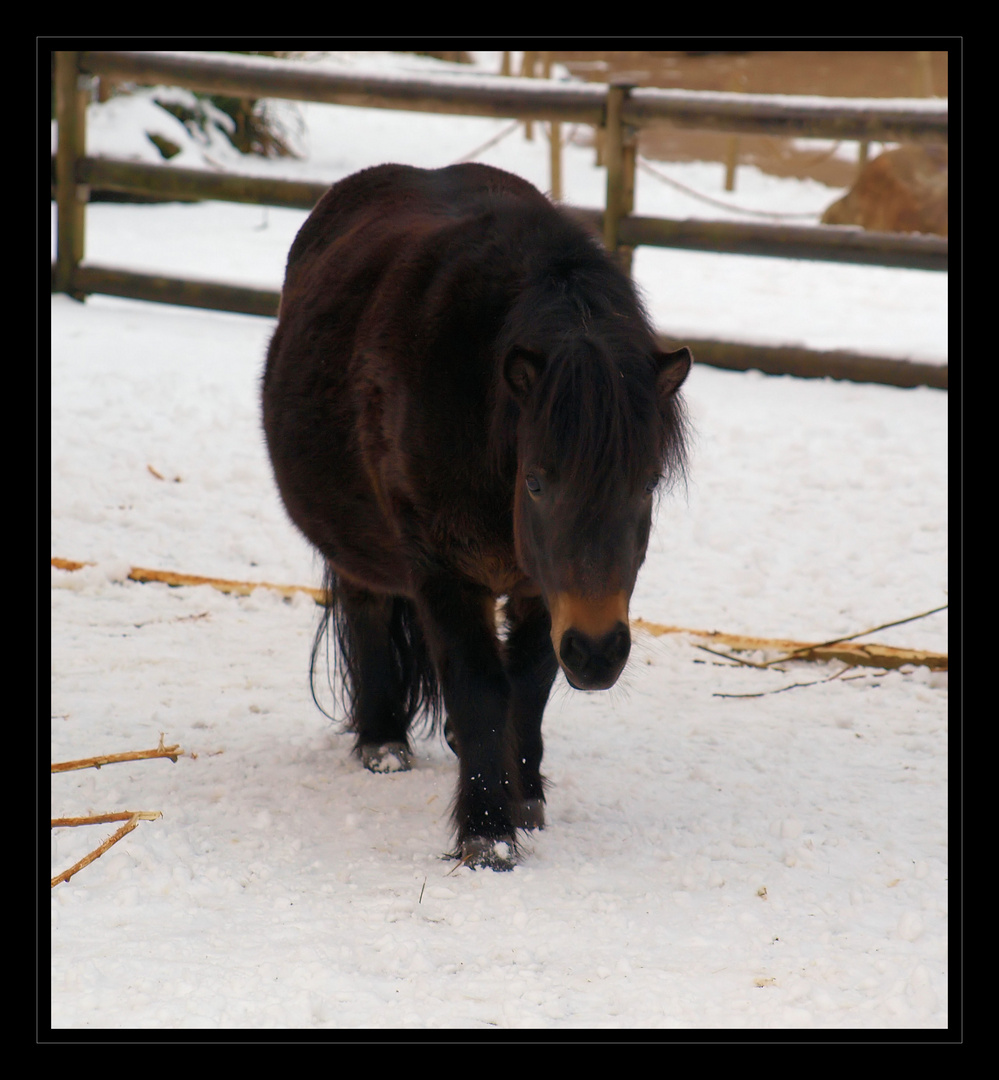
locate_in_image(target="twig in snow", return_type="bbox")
[453,118,522,164]
[700,604,948,671]
[147,464,181,482]
[760,604,948,667]
[713,664,887,699]
[50,811,162,887]
[51,733,183,773]
[695,644,777,669]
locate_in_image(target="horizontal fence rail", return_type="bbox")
[77,50,948,143]
[659,335,948,391]
[65,264,281,318]
[624,85,948,143]
[569,208,947,271]
[53,50,949,387]
[66,158,947,272]
[76,156,330,210]
[80,50,610,123]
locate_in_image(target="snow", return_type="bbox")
[49,52,951,1032]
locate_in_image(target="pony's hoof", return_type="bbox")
[360,742,412,773]
[460,836,517,871]
[512,799,545,829]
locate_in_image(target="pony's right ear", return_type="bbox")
[655,346,692,400]
[503,347,545,404]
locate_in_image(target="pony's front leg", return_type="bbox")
[504,591,559,829]
[416,575,519,869]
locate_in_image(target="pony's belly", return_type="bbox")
[331,554,412,596]
[316,509,414,596]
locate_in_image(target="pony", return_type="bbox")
[262,162,690,869]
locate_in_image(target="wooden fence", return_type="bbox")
[52,50,949,388]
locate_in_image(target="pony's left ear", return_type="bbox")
[655,346,692,399]
[503,347,545,404]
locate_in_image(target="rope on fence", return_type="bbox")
[637,155,827,220]
[452,118,523,163]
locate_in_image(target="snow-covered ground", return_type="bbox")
[49,51,950,1031]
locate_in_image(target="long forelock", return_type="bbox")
[494,221,688,495]
[526,337,666,501]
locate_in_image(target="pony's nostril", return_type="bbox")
[560,628,588,668]
[606,626,630,664]
[558,622,630,690]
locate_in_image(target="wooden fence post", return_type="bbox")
[914,50,934,97]
[621,125,637,276]
[541,52,563,202]
[521,51,537,140]
[723,69,746,192]
[549,119,563,202]
[604,81,637,275]
[54,51,88,299]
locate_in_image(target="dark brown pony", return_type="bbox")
[262,163,690,869]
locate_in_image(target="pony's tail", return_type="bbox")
[309,562,342,723]
[310,563,443,736]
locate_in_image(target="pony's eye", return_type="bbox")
[645,474,661,494]
[525,473,542,496]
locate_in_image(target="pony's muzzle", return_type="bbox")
[548,591,631,691]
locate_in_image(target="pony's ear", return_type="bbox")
[655,346,692,400]
[503,347,545,404]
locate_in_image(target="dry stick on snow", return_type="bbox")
[51,734,182,773]
[51,557,325,602]
[694,643,776,669]
[51,737,180,885]
[713,663,875,700]
[695,604,948,672]
[633,618,945,671]
[758,604,948,667]
[50,811,162,888]
[52,811,162,827]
